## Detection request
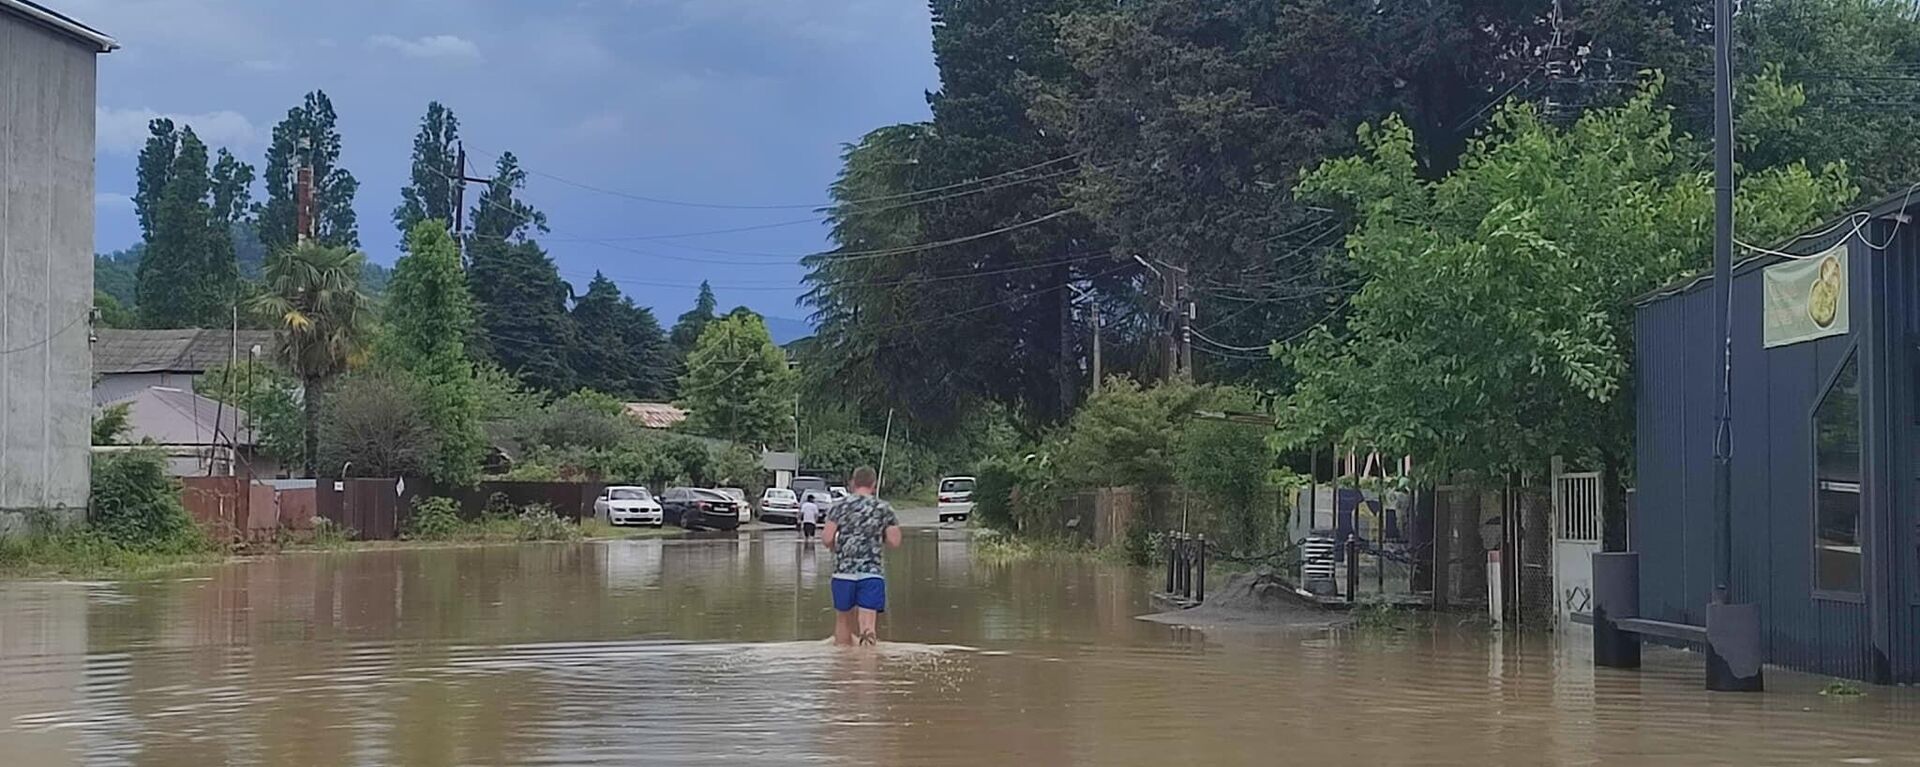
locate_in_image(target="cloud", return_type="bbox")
[367,34,482,63]
[95,107,260,155]
[95,192,135,213]
[563,113,627,142]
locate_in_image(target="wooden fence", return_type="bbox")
[311,479,608,540]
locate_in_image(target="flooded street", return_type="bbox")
[3,529,1918,766]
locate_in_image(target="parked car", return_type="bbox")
[661,487,744,531]
[830,486,849,503]
[937,476,977,523]
[594,485,663,527]
[718,487,751,523]
[759,487,801,525]
[791,475,830,500]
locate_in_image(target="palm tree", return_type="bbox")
[253,243,371,476]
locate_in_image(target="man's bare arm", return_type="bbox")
[885,524,902,548]
[823,522,839,550]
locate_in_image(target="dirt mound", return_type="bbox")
[1138,567,1348,630]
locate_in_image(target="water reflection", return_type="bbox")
[1,531,1918,765]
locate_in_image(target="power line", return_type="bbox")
[509,150,1085,211]
[0,312,89,356]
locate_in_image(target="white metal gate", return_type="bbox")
[1551,462,1604,626]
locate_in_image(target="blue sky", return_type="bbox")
[73,0,939,327]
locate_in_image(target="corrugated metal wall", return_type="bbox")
[1634,226,1891,681]
[1880,219,1920,681]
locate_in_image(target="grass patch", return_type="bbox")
[579,520,683,540]
[0,524,220,578]
[1347,596,1415,634]
[1820,680,1865,697]
[970,532,1130,566]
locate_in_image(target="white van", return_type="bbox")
[937,476,976,523]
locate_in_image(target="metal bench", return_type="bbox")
[1616,617,1709,644]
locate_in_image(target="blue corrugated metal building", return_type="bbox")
[1635,189,1920,684]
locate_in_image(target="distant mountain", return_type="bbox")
[762,315,815,346]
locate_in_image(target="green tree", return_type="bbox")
[316,370,442,479]
[676,312,794,445]
[467,237,576,394]
[259,90,360,252]
[94,245,143,309]
[668,280,717,356]
[136,125,241,328]
[571,272,672,399]
[469,151,547,243]
[94,291,136,330]
[253,242,373,476]
[197,360,307,469]
[1281,84,1853,492]
[393,102,462,238]
[378,221,484,484]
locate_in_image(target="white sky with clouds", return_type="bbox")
[69,0,938,325]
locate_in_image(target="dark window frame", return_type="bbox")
[1811,346,1866,603]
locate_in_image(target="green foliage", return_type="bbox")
[92,403,133,446]
[514,505,579,542]
[467,236,576,394]
[677,312,795,445]
[196,361,307,469]
[254,241,373,475]
[669,281,718,357]
[1176,389,1276,552]
[1821,679,1865,697]
[394,102,462,238]
[317,370,443,479]
[135,123,244,328]
[308,517,355,547]
[94,246,142,310]
[0,518,218,577]
[1053,377,1211,489]
[259,90,359,252]
[1282,83,1854,482]
[969,456,1024,532]
[404,496,463,541]
[709,444,765,499]
[516,390,634,453]
[572,273,674,400]
[94,291,137,329]
[378,221,484,484]
[90,451,206,553]
[469,151,548,243]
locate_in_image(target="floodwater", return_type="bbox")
[3,529,1919,766]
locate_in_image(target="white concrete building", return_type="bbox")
[0,1,114,531]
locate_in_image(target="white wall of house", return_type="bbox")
[0,8,103,532]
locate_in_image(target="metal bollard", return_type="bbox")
[1345,534,1360,603]
[1179,534,1193,600]
[1195,535,1207,605]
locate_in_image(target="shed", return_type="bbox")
[1634,187,1920,684]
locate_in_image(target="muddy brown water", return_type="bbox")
[2,529,1918,766]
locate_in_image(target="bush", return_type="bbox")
[515,504,579,541]
[317,371,444,479]
[309,517,354,547]
[971,457,1020,532]
[404,496,463,541]
[710,444,765,500]
[91,451,205,553]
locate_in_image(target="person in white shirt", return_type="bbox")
[799,493,821,540]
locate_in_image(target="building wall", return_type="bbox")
[0,12,97,531]
[1635,224,1908,682]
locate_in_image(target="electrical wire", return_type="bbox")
[462,141,1084,211]
[0,312,90,356]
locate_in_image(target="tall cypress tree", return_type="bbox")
[393,102,462,239]
[668,281,717,356]
[464,152,572,393]
[379,221,484,483]
[259,90,360,253]
[136,126,242,328]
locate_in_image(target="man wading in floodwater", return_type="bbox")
[823,466,901,647]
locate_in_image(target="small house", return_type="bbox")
[95,386,282,478]
[1634,188,1920,684]
[92,328,277,401]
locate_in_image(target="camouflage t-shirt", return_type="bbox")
[826,494,899,577]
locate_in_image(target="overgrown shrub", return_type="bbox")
[710,444,765,500]
[309,517,354,547]
[317,371,444,479]
[482,492,516,521]
[515,504,579,541]
[971,457,1020,531]
[90,451,205,553]
[404,496,463,541]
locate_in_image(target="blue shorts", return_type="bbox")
[831,576,886,612]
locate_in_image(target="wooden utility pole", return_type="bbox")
[450,142,490,264]
[1090,299,1103,396]
[294,143,314,246]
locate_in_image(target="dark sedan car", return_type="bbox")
[661,488,744,531]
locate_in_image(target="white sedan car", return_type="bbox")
[594,486,663,527]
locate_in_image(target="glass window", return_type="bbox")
[609,488,649,501]
[1814,355,1863,595]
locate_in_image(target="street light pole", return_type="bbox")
[1706,0,1762,693]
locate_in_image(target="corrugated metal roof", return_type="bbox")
[623,402,688,429]
[0,0,115,51]
[97,386,254,447]
[93,329,278,375]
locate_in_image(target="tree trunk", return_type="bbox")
[304,376,322,477]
